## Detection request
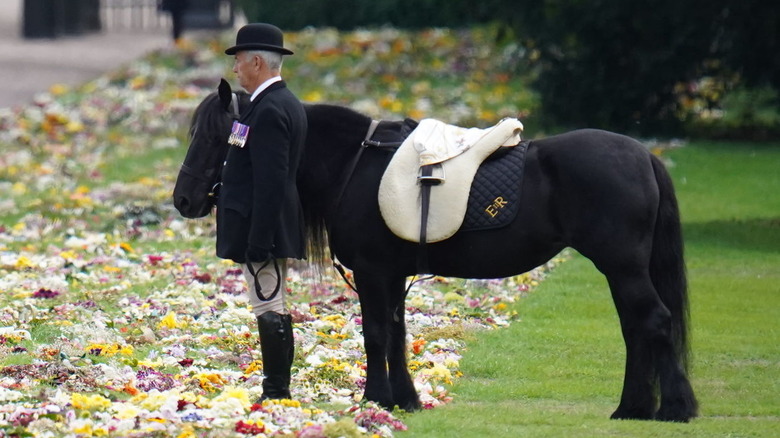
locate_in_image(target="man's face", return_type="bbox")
[233,52,261,92]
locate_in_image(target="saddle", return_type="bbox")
[378,117,524,243]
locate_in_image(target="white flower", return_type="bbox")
[0,387,24,402]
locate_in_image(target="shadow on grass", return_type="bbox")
[683,217,780,254]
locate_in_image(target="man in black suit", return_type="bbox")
[219,23,307,401]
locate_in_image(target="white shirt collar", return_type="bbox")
[250,76,282,101]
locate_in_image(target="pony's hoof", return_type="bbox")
[363,394,395,411]
[655,405,697,422]
[396,397,422,412]
[610,406,654,421]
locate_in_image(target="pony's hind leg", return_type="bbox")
[606,269,696,422]
[606,271,668,421]
[655,346,697,422]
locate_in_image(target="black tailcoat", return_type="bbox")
[216,81,307,263]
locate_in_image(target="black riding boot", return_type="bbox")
[256,311,294,400]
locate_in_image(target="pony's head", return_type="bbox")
[173,79,249,218]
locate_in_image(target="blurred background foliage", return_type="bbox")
[235,0,779,140]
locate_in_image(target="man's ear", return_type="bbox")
[218,78,233,112]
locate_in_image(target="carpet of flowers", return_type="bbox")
[0,27,561,437]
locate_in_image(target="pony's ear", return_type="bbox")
[217,79,233,112]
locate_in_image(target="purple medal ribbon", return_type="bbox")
[229,121,250,148]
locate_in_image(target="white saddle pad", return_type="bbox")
[378,117,524,243]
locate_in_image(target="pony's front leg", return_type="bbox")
[355,271,394,409]
[386,280,422,411]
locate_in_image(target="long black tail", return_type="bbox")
[649,155,690,371]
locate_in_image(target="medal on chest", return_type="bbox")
[228,121,250,148]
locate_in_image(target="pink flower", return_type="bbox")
[147,255,165,265]
[298,424,325,438]
[354,407,407,432]
[32,288,60,299]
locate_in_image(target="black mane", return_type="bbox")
[300,104,373,269]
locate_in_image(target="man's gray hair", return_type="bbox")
[248,50,283,73]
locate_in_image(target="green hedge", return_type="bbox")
[235,0,780,139]
[237,0,495,30]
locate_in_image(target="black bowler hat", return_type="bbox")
[225,23,294,55]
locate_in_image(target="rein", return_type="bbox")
[330,119,381,294]
[198,93,241,205]
[210,93,240,200]
[332,119,380,213]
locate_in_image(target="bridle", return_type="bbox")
[203,93,242,204]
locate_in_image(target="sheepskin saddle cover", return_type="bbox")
[378,117,524,243]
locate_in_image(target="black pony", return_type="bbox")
[173,81,698,422]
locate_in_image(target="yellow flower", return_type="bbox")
[210,386,251,409]
[60,250,78,261]
[323,314,345,324]
[159,311,183,329]
[319,358,349,372]
[66,120,84,133]
[69,187,94,207]
[479,109,497,121]
[112,403,143,420]
[119,242,134,253]
[492,303,508,312]
[408,108,426,120]
[130,76,147,89]
[50,83,69,95]
[282,399,301,407]
[132,391,171,410]
[419,363,454,385]
[193,372,225,391]
[86,343,134,357]
[173,88,198,99]
[10,182,28,196]
[409,295,426,308]
[177,425,197,438]
[379,94,403,112]
[304,90,323,102]
[14,256,34,270]
[443,292,464,304]
[138,176,160,187]
[264,398,300,408]
[71,393,112,410]
[72,423,93,435]
[244,360,263,375]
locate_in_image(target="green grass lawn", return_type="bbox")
[398,141,780,437]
